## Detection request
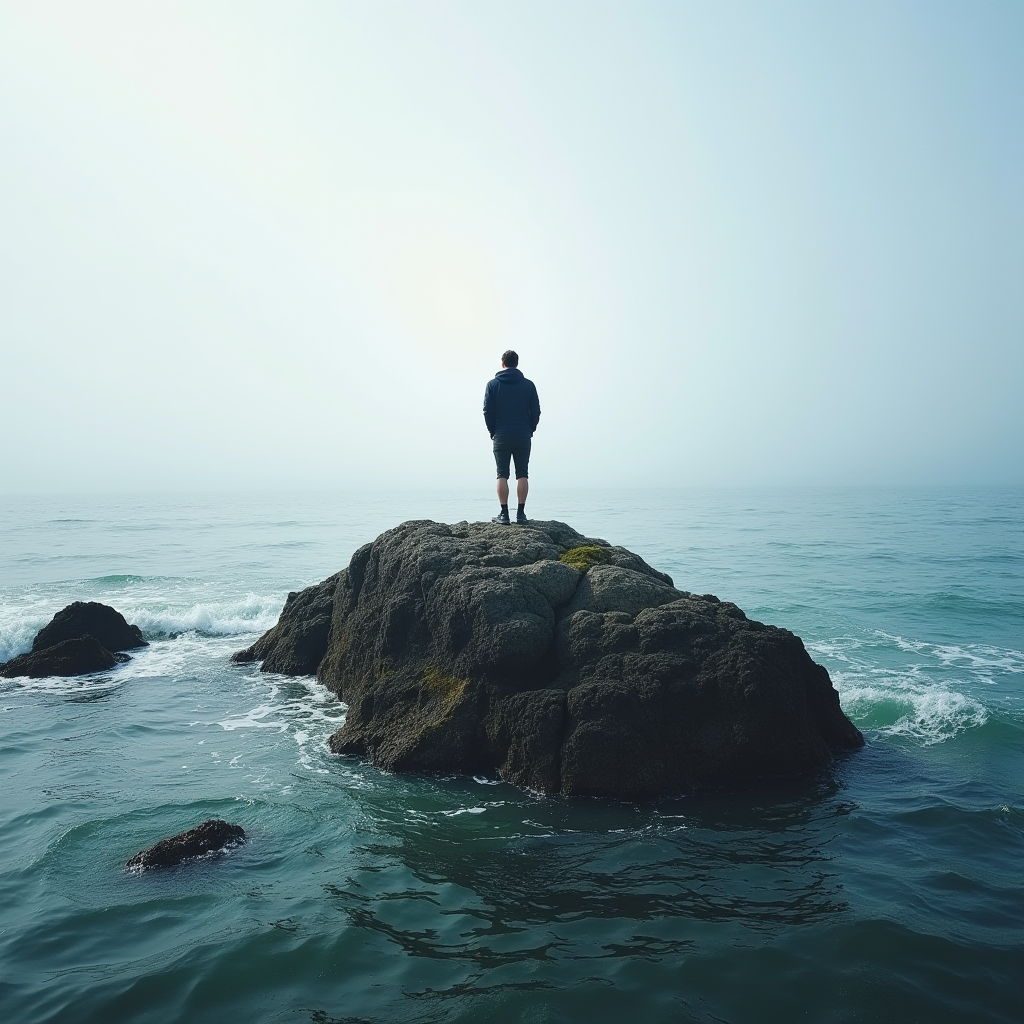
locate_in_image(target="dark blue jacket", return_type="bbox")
[483,368,541,437]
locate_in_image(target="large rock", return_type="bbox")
[32,601,147,654]
[0,636,128,679]
[0,601,147,679]
[126,819,246,870]
[233,520,864,798]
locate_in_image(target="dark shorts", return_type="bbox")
[492,434,531,479]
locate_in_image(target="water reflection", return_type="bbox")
[57,683,123,705]
[323,769,853,978]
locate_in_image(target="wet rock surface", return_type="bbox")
[0,636,128,678]
[0,601,147,679]
[233,520,864,798]
[126,819,247,870]
[33,601,147,654]
[231,574,340,675]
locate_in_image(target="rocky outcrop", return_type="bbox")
[0,601,147,679]
[231,574,340,675]
[0,636,129,678]
[32,601,147,654]
[233,520,864,798]
[126,819,246,870]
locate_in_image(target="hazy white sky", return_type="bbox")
[1,0,1021,491]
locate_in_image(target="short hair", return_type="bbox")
[501,350,519,368]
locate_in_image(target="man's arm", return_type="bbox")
[483,380,497,436]
[529,383,540,434]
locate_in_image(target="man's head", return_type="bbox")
[501,350,519,368]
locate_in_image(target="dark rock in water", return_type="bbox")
[0,600,147,679]
[0,636,129,679]
[126,819,246,870]
[231,574,340,674]
[33,601,147,654]
[233,520,864,798]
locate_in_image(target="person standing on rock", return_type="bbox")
[483,350,540,525]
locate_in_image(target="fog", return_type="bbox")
[2,0,1021,492]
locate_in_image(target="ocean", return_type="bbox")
[1,487,1021,1023]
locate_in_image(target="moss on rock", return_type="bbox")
[422,668,470,718]
[559,545,613,573]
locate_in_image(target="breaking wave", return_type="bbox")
[0,590,284,662]
[126,593,284,639]
[808,630,1018,746]
[834,671,989,745]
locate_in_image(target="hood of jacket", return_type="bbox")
[495,367,525,385]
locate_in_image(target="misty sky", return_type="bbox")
[1,0,1021,492]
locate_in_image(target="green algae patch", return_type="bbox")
[560,545,613,573]
[422,668,470,717]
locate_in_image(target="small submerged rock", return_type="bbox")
[126,819,246,870]
[0,601,147,679]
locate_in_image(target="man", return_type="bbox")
[483,350,541,525]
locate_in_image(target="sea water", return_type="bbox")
[0,488,1021,1023]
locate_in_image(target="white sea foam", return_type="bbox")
[873,631,1024,673]
[217,676,346,775]
[808,629,1011,745]
[806,635,868,663]
[116,592,283,638]
[218,694,289,733]
[0,591,284,663]
[834,669,989,745]
[120,633,235,678]
[0,594,59,662]
[0,671,128,697]
[809,633,1024,675]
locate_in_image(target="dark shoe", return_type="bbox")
[516,510,529,524]
[492,511,510,525]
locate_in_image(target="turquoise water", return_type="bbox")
[1,488,1021,1023]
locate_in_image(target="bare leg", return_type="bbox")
[516,477,529,505]
[497,477,509,505]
